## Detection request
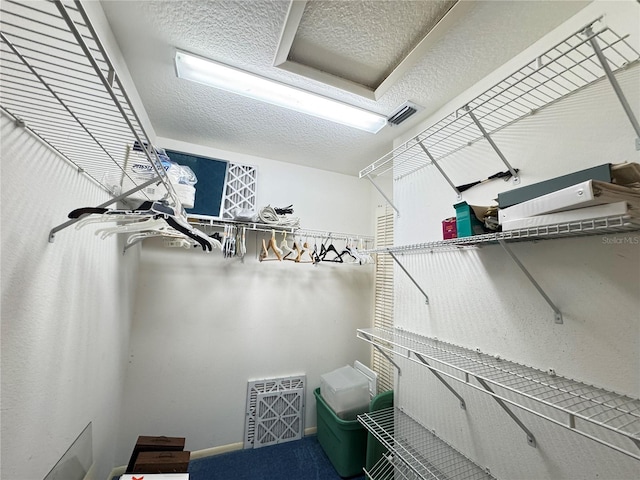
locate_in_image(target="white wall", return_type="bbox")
[115,141,377,462]
[390,1,640,479]
[0,113,139,480]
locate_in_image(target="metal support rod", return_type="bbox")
[498,240,563,324]
[373,345,402,377]
[414,352,466,409]
[388,251,429,304]
[366,175,400,216]
[476,377,537,448]
[465,105,520,183]
[584,26,640,150]
[418,142,462,199]
[359,331,403,376]
[49,176,162,242]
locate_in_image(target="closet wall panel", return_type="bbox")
[116,141,377,463]
[1,113,140,480]
[390,2,639,479]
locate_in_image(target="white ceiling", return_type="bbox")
[99,0,591,176]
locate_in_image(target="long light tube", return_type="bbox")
[175,50,387,134]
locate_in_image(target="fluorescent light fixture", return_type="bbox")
[175,50,387,134]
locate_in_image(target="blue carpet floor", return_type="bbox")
[187,436,365,480]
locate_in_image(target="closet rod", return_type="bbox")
[295,229,374,243]
[187,220,374,246]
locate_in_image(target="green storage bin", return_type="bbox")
[315,388,368,478]
[454,201,485,237]
[365,390,394,471]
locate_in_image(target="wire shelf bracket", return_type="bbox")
[476,376,536,447]
[463,105,520,185]
[388,251,429,305]
[414,352,466,410]
[418,141,462,199]
[497,239,563,324]
[366,174,400,216]
[583,26,640,150]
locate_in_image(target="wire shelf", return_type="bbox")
[357,328,640,461]
[0,0,176,203]
[365,453,418,480]
[359,18,640,180]
[359,407,495,480]
[364,214,640,254]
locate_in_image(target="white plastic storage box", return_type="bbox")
[320,365,370,420]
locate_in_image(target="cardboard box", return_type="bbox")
[132,451,190,474]
[442,217,457,239]
[126,436,185,473]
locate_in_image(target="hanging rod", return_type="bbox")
[187,218,375,247]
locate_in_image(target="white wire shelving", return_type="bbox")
[359,407,495,480]
[365,214,640,254]
[360,17,640,187]
[357,327,640,464]
[0,0,181,241]
[366,214,640,323]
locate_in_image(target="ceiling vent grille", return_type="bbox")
[387,101,422,126]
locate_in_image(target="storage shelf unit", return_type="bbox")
[364,214,640,323]
[357,327,640,462]
[359,18,639,183]
[0,0,177,205]
[364,214,640,254]
[359,407,495,480]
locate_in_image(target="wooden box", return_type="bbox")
[132,451,190,474]
[126,435,185,473]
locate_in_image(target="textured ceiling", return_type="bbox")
[99,0,591,176]
[289,0,456,88]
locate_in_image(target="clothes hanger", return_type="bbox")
[339,237,359,263]
[288,236,304,263]
[259,230,283,261]
[320,234,343,263]
[280,231,295,259]
[69,200,213,251]
[296,238,314,264]
[311,237,321,265]
[94,217,169,239]
[67,200,174,219]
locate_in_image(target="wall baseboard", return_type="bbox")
[188,441,244,460]
[106,431,318,480]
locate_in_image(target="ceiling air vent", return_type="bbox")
[387,101,423,126]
